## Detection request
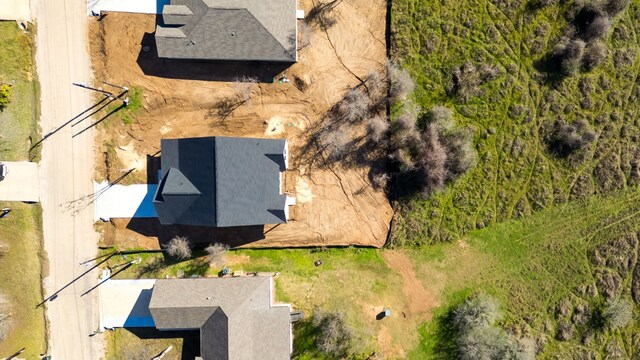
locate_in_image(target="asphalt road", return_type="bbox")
[33,0,104,357]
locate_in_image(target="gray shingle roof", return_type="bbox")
[148,277,291,360]
[153,136,288,227]
[156,0,297,62]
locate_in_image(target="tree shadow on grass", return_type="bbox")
[181,259,210,277]
[291,319,323,359]
[533,53,568,88]
[424,309,459,359]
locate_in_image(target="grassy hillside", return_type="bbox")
[406,188,640,358]
[391,0,640,245]
[390,0,640,357]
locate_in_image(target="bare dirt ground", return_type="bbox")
[88,0,392,249]
[382,250,440,319]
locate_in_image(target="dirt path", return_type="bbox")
[34,0,104,357]
[383,250,439,319]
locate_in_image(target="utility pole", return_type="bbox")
[73,81,130,106]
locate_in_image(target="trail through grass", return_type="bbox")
[407,188,640,358]
[392,0,640,245]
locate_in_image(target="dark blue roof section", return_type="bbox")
[153,136,287,227]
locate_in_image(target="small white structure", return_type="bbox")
[99,278,156,329]
[0,0,30,22]
[0,161,39,202]
[93,181,158,221]
[88,0,169,15]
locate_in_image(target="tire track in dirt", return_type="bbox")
[383,250,439,319]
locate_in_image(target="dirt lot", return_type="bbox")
[88,0,392,248]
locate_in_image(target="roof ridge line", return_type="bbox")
[237,8,294,59]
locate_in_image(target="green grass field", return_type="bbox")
[389,0,640,357]
[0,203,47,357]
[0,22,40,161]
[391,0,640,245]
[0,21,45,358]
[406,188,640,358]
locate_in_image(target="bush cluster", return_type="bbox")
[389,104,476,195]
[603,298,634,329]
[448,62,503,102]
[314,62,475,196]
[311,309,355,358]
[552,0,629,74]
[453,295,536,360]
[164,236,193,260]
[547,119,596,157]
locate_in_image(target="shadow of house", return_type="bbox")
[136,32,293,83]
[136,0,298,83]
[124,327,201,359]
[126,217,266,248]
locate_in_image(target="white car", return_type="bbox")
[0,163,7,181]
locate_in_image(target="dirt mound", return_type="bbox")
[89,0,392,248]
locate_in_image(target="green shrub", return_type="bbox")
[453,295,500,331]
[603,298,634,329]
[0,83,11,110]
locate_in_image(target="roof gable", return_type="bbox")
[156,0,297,62]
[153,136,288,227]
[148,278,290,360]
[162,168,201,195]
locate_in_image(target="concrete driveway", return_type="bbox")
[99,279,156,329]
[0,0,30,21]
[89,0,169,14]
[93,181,158,221]
[0,161,39,202]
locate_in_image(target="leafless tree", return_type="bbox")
[443,128,477,178]
[548,119,596,157]
[553,37,586,75]
[205,243,230,266]
[213,76,259,119]
[603,0,630,16]
[335,88,370,123]
[453,295,501,332]
[320,129,350,161]
[387,62,415,102]
[367,115,389,143]
[364,70,388,107]
[419,124,448,193]
[164,236,192,260]
[604,298,633,329]
[371,172,390,189]
[583,15,612,41]
[427,105,454,130]
[583,41,608,69]
[311,309,354,358]
[306,0,343,30]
